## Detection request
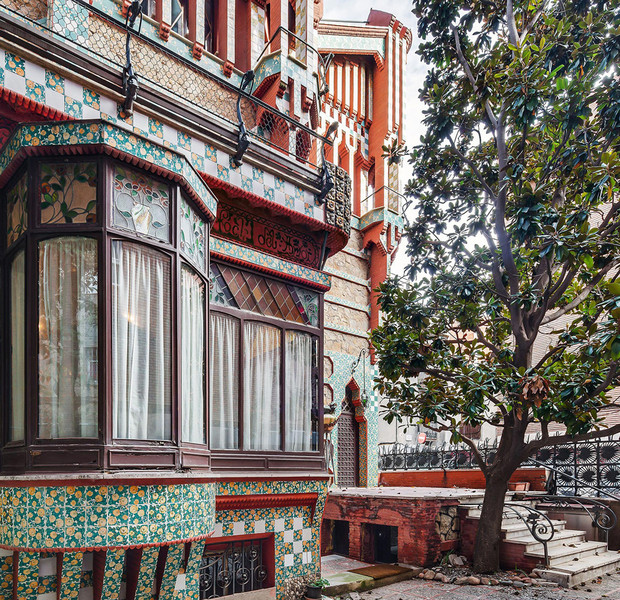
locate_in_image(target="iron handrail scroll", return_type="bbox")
[524,494,617,543]
[467,502,556,566]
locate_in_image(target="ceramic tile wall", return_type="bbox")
[0,47,323,222]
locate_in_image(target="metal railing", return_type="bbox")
[525,494,618,544]
[200,540,268,598]
[0,0,330,168]
[379,435,620,498]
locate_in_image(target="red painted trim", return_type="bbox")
[211,249,331,292]
[0,532,215,554]
[0,87,73,122]
[0,474,329,488]
[214,475,330,482]
[204,173,327,231]
[216,493,319,520]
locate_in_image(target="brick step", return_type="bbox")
[533,552,620,587]
[506,528,587,552]
[524,540,609,567]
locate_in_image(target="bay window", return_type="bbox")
[2,154,324,473]
[210,262,321,457]
[1,157,210,472]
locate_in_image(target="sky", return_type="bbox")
[323,0,427,276]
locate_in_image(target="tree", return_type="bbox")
[371,0,620,574]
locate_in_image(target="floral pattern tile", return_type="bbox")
[45,70,64,93]
[5,52,25,76]
[83,88,100,110]
[24,79,45,102]
[0,483,216,550]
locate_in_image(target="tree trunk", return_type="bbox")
[472,474,510,573]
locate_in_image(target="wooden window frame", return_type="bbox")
[209,260,325,472]
[0,155,211,473]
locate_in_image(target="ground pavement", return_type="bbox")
[321,555,620,600]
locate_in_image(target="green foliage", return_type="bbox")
[372,0,620,454]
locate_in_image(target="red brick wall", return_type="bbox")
[379,468,547,491]
[322,494,459,566]
[460,514,538,571]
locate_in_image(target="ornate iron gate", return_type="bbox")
[199,540,268,598]
[337,394,359,487]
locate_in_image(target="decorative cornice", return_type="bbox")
[201,173,349,255]
[210,237,331,291]
[0,120,218,221]
[0,86,72,122]
[216,493,319,521]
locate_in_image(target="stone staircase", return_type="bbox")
[461,496,620,587]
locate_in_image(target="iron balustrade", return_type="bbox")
[524,494,618,544]
[379,435,620,498]
[199,540,268,598]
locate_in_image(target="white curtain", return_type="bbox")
[209,313,239,449]
[39,237,98,438]
[244,322,280,450]
[10,250,25,441]
[112,241,171,440]
[285,331,313,451]
[181,266,205,444]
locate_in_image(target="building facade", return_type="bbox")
[0,0,353,598]
[318,10,411,489]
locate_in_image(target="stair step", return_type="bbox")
[525,541,608,567]
[503,520,566,540]
[534,552,620,587]
[507,529,586,552]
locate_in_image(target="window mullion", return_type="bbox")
[239,315,245,451]
[281,326,286,452]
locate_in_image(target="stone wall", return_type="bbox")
[328,275,369,304]
[324,302,369,333]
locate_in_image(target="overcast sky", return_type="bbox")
[323,0,426,275]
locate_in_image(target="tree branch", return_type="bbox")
[506,0,520,47]
[542,262,614,324]
[525,423,620,455]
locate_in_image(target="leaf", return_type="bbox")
[583,254,594,269]
[608,282,620,297]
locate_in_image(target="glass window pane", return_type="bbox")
[112,166,170,242]
[179,196,207,272]
[210,313,240,449]
[181,266,206,444]
[39,237,99,439]
[40,162,98,225]
[244,322,281,450]
[112,241,171,440]
[285,331,315,451]
[10,250,25,441]
[6,172,28,247]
